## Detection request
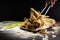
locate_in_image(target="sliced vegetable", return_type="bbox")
[3,22,24,29]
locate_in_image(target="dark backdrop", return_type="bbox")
[0,0,60,21]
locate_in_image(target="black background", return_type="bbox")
[0,0,60,21]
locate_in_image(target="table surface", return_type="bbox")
[0,21,60,40]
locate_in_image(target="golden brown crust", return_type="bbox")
[21,8,56,34]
